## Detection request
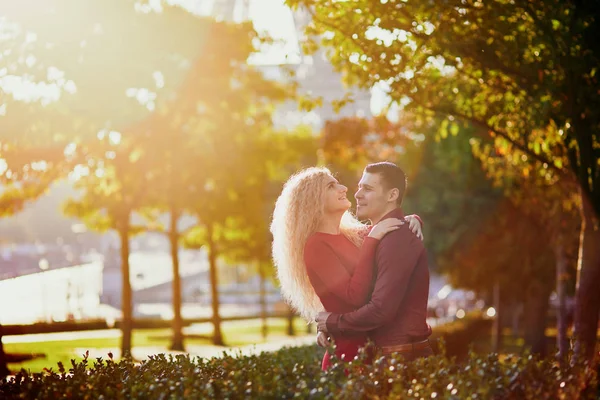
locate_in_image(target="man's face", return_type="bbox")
[354,172,392,221]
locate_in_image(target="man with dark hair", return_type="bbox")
[315,161,433,361]
[364,161,408,207]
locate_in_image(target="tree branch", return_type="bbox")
[412,97,566,176]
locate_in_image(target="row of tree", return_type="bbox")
[0,1,317,364]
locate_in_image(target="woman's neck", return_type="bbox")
[316,212,344,235]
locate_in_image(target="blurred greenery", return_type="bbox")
[4,318,310,374]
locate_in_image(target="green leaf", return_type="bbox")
[439,119,449,139]
[450,123,460,136]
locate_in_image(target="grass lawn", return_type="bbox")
[4,318,311,374]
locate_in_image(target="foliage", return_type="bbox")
[1,0,320,348]
[0,339,597,399]
[288,0,600,215]
[288,0,600,360]
[62,132,152,356]
[446,201,552,289]
[0,0,220,129]
[62,133,150,234]
[0,146,64,218]
[0,104,80,219]
[471,123,581,251]
[0,0,197,219]
[141,19,319,281]
[429,314,492,361]
[410,122,560,297]
[214,127,319,275]
[0,0,233,221]
[400,121,501,262]
[319,114,429,211]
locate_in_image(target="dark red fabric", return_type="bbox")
[304,232,379,370]
[326,208,432,348]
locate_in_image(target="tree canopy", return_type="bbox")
[289,0,600,361]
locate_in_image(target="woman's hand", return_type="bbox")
[367,218,404,240]
[405,215,424,240]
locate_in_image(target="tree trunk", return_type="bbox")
[259,262,268,340]
[523,279,553,356]
[511,302,523,339]
[287,306,295,336]
[207,223,224,346]
[491,281,501,352]
[119,219,133,358]
[573,193,600,362]
[169,208,185,351]
[555,231,570,363]
[0,324,9,379]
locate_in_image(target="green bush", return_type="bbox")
[0,344,597,399]
[430,314,492,360]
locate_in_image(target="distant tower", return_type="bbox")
[209,1,372,130]
[290,6,372,124]
[211,0,249,21]
[240,0,250,20]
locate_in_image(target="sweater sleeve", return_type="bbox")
[325,227,424,334]
[304,236,379,308]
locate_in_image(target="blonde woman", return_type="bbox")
[270,167,423,370]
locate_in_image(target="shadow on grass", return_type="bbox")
[6,352,46,363]
[147,334,213,342]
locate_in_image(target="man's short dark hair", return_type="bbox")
[365,162,407,206]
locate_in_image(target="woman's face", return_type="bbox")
[322,174,351,214]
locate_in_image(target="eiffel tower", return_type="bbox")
[211,0,249,21]
[209,0,372,130]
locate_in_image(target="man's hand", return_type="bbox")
[405,215,424,240]
[316,311,331,333]
[316,330,331,347]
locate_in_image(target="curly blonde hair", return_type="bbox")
[270,167,366,321]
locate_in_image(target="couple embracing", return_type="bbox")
[271,161,433,370]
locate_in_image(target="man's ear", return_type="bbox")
[388,188,399,203]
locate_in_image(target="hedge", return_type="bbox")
[1,314,597,399]
[1,343,598,399]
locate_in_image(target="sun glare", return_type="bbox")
[0,159,7,175]
[108,131,122,146]
[96,130,123,146]
[0,75,61,105]
[0,63,76,105]
[63,142,77,158]
[126,88,157,111]
[68,164,90,182]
